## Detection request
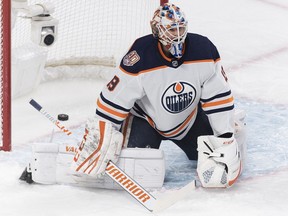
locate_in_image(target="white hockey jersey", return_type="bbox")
[96,33,235,140]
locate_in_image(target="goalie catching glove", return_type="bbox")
[71,117,123,177]
[197,135,241,188]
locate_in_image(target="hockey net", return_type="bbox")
[1,0,167,151]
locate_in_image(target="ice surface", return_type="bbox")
[1,0,288,215]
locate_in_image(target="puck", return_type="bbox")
[58,114,69,121]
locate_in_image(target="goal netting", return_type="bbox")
[13,0,166,67]
[1,0,167,151]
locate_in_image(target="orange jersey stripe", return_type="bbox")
[119,57,220,76]
[160,107,197,137]
[97,99,128,119]
[119,65,167,76]
[183,59,219,64]
[146,116,156,128]
[202,96,234,108]
[144,107,197,137]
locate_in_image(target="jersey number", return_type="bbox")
[107,75,120,91]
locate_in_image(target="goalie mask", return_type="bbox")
[151,3,188,58]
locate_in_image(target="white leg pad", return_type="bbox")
[234,109,247,168]
[29,143,165,189]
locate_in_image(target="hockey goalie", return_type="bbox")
[21,3,247,189]
[69,3,247,188]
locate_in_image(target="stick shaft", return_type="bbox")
[29,99,72,135]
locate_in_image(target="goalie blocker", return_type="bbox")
[23,143,165,189]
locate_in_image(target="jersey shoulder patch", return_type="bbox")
[123,50,140,66]
[120,35,163,75]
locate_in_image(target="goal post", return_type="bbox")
[0,0,11,151]
[1,0,168,152]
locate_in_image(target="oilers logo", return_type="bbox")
[161,82,196,114]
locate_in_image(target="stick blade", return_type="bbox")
[152,180,196,212]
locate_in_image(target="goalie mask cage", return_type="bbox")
[0,0,168,151]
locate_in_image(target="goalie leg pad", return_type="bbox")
[28,143,165,189]
[234,109,247,168]
[28,142,78,184]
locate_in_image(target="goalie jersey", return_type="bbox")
[96,33,235,140]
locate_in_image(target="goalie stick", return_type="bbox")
[29,98,195,212]
[105,160,196,212]
[29,99,72,136]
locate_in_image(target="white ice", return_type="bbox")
[1,0,288,215]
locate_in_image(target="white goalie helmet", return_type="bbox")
[151,3,188,58]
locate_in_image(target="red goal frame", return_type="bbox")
[1,0,11,151]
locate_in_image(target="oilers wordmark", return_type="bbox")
[162,81,196,113]
[166,92,193,111]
